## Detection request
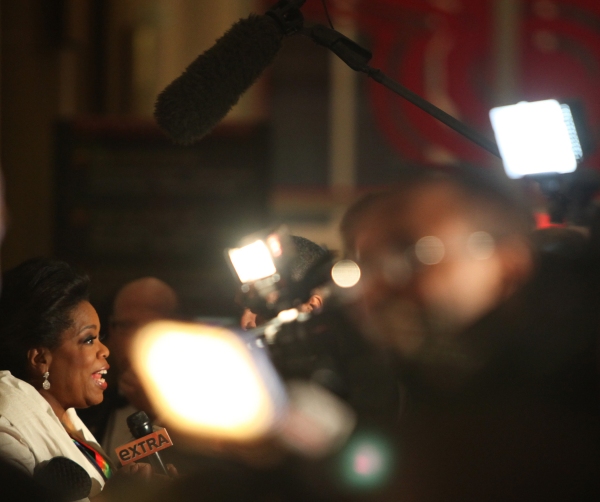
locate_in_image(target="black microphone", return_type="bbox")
[126,411,169,475]
[154,1,306,144]
[33,456,92,502]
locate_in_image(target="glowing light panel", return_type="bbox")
[228,240,277,283]
[490,100,581,179]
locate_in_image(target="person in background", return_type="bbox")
[239,234,401,431]
[342,170,534,362]
[100,277,179,464]
[240,235,328,330]
[341,168,600,500]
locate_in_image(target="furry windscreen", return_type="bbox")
[155,14,284,144]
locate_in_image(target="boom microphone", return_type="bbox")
[155,1,306,144]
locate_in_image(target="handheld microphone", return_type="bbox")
[33,456,92,502]
[120,411,173,476]
[154,1,306,144]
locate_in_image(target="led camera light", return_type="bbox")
[228,239,277,284]
[490,99,583,179]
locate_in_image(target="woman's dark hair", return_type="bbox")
[0,258,90,380]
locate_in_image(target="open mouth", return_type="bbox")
[92,369,108,389]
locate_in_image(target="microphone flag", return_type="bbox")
[115,428,174,466]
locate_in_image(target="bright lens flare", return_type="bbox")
[132,321,279,441]
[278,308,299,323]
[331,260,361,288]
[228,240,277,283]
[354,444,383,475]
[467,231,495,260]
[338,432,395,491]
[415,236,445,265]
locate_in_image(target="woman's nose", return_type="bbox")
[99,340,110,359]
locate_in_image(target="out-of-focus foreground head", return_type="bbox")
[108,277,178,411]
[342,169,534,357]
[240,236,327,330]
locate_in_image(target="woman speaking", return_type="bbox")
[0,258,113,499]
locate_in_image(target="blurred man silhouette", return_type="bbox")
[341,169,600,501]
[342,171,533,368]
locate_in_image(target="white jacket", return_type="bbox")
[0,370,107,499]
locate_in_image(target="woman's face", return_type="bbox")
[46,301,110,409]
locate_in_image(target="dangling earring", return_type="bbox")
[42,371,50,390]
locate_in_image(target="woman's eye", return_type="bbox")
[83,335,97,345]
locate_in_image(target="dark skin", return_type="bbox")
[27,300,109,434]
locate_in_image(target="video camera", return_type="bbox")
[227,226,338,324]
[226,227,399,422]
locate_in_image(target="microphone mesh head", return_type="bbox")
[126,410,150,429]
[34,457,92,501]
[154,14,283,144]
[127,410,154,438]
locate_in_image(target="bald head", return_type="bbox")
[113,277,178,321]
[109,277,179,374]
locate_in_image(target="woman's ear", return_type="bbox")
[27,347,52,377]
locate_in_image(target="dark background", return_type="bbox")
[3,0,600,319]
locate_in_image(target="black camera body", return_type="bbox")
[266,305,401,425]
